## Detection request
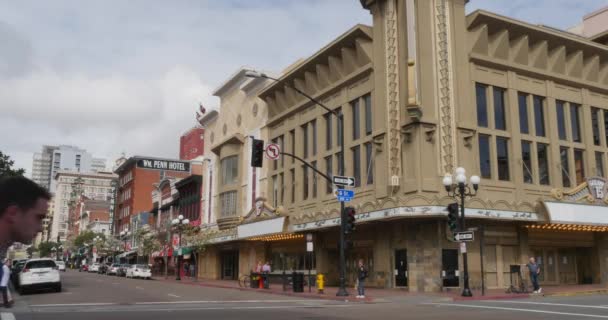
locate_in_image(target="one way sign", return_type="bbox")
[333,175,355,187]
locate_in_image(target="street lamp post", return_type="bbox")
[245,70,349,296]
[442,167,480,297]
[172,215,190,281]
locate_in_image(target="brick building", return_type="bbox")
[180,127,205,161]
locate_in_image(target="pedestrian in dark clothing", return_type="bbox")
[527,257,542,293]
[356,259,368,298]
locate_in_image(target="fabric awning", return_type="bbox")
[237,217,286,239]
[542,201,608,226]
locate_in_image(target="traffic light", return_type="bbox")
[344,206,356,234]
[447,203,459,232]
[251,139,264,168]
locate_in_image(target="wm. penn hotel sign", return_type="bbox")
[552,177,608,205]
[136,158,190,172]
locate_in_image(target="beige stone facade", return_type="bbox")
[196,0,608,292]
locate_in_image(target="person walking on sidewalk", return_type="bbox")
[356,259,368,299]
[1,258,11,308]
[527,257,542,294]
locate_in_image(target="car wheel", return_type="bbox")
[18,286,26,295]
[56,284,62,292]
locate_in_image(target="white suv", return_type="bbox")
[126,264,152,279]
[18,259,61,294]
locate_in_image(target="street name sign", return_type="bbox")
[333,175,355,187]
[455,231,474,242]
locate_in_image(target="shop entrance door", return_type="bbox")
[394,249,408,287]
[221,250,239,280]
[532,249,558,285]
[442,249,459,287]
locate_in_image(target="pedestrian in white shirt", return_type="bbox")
[1,258,11,308]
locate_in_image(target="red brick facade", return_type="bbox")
[179,127,204,161]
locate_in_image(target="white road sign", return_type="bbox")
[333,175,355,187]
[265,143,281,160]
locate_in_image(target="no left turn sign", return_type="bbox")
[265,143,281,160]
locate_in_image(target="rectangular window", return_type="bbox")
[337,152,343,176]
[496,137,510,181]
[364,94,372,136]
[337,108,343,147]
[279,135,284,168]
[479,135,491,179]
[272,175,278,208]
[312,161,317,198]
[290,130,296,163]
[521,141,533,184]
[538,143,550,185]
[493,87,506,130]
[302,123,309,159]
[271,138,278,171]
[596,152,604,177]
[365,142,374,185]
[592,107,601,146]
[352,98,360,140]
[605,110,608,148]
[311,120,317,156]
[556,100,567,140]
[302,165,308,200]
[518,93,529,134]
[560,147,571,188]
[325,156,333,194]
[574,149,585,185]
[219,191,237,217]
[221,156,238,185]
[290,169,295,203]
[352,145,361,188]
[325,113,332,150]
[279,173,284,204]
[533,96,545,137]
[570,104,581,143]
[476,83,488,127]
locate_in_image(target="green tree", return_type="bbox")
[183,226,207,281]
[38,241,59,258]
[135,227,161,262]
[73,231,104,248]
[0,150,25,178]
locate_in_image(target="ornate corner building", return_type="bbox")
[195,0,608,292]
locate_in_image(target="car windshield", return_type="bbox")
[25,260,56,269]
[136,265,150,270]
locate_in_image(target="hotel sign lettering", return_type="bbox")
[137,159,190,172]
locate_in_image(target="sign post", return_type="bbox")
[306,233,313,293]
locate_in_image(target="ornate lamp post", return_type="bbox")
[442,167,480,297]
[172,215,190,281]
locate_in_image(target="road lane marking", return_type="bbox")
[29,304,353,313]
[0,313,16,320]
[490,300,608,309]
[168,294,180,298]
[426,303,608,319]
[135,299,329,305]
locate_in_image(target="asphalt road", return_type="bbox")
[3,270,608,319]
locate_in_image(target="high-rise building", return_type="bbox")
[31,145,107,192]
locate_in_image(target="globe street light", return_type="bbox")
[172,215,190,281]
[442,167,480,297]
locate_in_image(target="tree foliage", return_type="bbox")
[73,231,105,248]
[38,241,59,258]
[0,150,25,178]
[135,227,161,257]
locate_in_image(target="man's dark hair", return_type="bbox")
[0,176,51,216]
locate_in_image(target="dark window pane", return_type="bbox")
[493,87,506,130]
[479,135,491,179]
[522,141,533,184]
[279,135,284,168]
[325,156,333,194]
[556,101,567,140]
[302,124,308,159]
[290,130,296,163]
[290,169,295,203]
[312,161,317,198]
[312,120,317,156]
[538,144,550,185]
[476,83,488,127]
[560,147,570,188]
[352,99,360,140]
[352,146,361,187]
[496,137,510,181]
[518,93,529,134]
[337,108,343,147]
[596,152,604,177]
[280,173,284,204]
[574,149,585,185]
[605,110,608,148]
[570,104,581,143]
[592,107,601,146]
[364,94,372,136]
[365,142,374,185]
[337,152,343,175]
[325,113,332,150]
[533,96,545,137]
[271,138,278,171]
[302,165,308,200]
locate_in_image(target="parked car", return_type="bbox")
[55,261,66,272]
[116,264,129,277]
[106,264,120,275]
[97,264,108,274]
[79,264,89,272]
[126,264,152,279]
[11,260,27,288]
[18,258,61,294]
[89,263,100,273]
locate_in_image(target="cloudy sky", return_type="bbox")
[1,0,606,176]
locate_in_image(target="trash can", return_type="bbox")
[251,273,260,288]
[292,272,304,293]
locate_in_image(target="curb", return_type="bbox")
[542,289,608,298]
[152,278,375,303]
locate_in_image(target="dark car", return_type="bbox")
[116,264,129,277]
[98,264,108,274]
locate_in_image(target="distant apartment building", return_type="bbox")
[568,5,608,45]
[31,145,107,192]
[50,170,117,242]
[180,127,205,161]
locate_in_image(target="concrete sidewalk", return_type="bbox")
[152,276,608,302]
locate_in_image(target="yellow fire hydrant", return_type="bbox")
[317,274,324,294]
